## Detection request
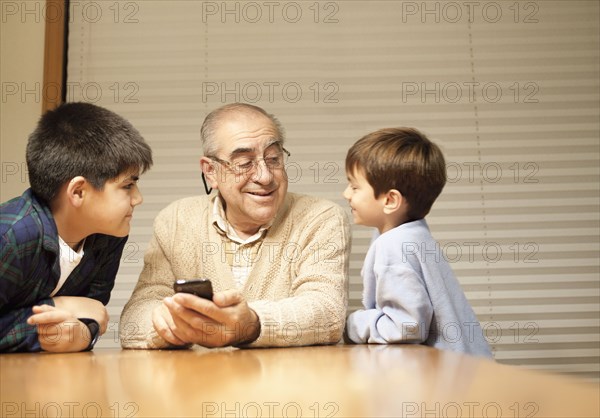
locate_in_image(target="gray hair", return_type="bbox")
[200,103,285,156]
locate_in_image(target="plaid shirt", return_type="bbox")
[0,189,126,352]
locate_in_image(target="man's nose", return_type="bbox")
[250,160,274,184]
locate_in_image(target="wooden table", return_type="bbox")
[1,345,598,417]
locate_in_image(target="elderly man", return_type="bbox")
[120,103,350,348]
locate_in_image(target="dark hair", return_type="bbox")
[200,103,285,156]
[346,127,446,220]
[26,102,153,203]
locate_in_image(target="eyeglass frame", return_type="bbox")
[201,147,291,194]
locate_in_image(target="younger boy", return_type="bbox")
[343,128,492,357]
[0,102,153,352]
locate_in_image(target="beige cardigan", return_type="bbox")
[120,192,350,348]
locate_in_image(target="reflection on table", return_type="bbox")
[1,344,598,417]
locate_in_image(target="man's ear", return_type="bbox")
[65,176,87,208]
[200,157,218,189]
[382,189,404,215]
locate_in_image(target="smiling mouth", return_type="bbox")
[247,190,275,197]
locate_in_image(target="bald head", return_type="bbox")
[200,103,285,156]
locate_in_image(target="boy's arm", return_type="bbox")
[345,265,434,344]
[0,305,52,352]
[0,234,54,352]
[51,297,109,335]
[65,236,128,335]
[27,304,95,352]
[48,236,128,337]
[0,234,118,352]
[85,236,128,305]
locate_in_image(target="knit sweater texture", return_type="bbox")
[120,192,350,348]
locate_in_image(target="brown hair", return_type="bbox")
[346,127,446,220]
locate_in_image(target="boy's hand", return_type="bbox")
[27,305,92,352]
[52,296,109,333]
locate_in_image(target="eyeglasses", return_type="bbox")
[202,148,290,194]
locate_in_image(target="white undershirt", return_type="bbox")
[50,236,85,297]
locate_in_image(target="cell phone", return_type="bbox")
[173,279,214,300]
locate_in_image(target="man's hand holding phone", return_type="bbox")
[154,279,260,348]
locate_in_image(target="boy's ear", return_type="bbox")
[200,157,218,189]
[66,176,87,208]
[382,189,404,215]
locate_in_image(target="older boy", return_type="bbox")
[343,127,492,357]
[0,102,152,352]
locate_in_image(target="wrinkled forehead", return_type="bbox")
[215,111,281,155]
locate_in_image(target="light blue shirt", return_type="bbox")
[346,219,492,358]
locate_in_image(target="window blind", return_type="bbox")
[67,0,599,380]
